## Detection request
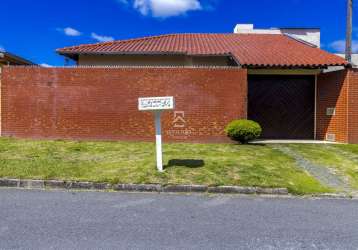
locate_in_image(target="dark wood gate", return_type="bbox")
[248,75,315,139]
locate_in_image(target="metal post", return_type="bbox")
[154,111,163,172]
[345,0,353,62]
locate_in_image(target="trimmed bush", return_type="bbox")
[225,120,262,144]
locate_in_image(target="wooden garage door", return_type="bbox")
[248,75,315,139]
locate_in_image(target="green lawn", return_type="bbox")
[0,137,332,195]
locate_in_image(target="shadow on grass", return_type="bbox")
[165,159,205,169]
[230,142,267,146]
[228,140,267,146]
[248,143,267,146]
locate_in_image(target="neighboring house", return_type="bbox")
[0,51,34,135]
[56,24,349,141]
[0,50,34,78]
[233,24,321,48]
[0,50,34,67]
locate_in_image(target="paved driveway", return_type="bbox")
[0,189,358,250]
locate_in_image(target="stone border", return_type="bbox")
[0,178,289,195]
[312,193,354,199]
[0,178,356,199]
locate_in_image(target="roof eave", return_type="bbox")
[0,52,35,65]
[243,63,348,69]
[57,51,188,56]
[57,50,238,61]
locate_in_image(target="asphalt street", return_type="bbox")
[0,189,358,250]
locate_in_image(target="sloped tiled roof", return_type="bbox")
[57,33,348,68]
[0,51,34,65]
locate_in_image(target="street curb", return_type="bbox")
[163,185,208,193]
[1,178,357,199]
[208,186,257,194]
[19,179,45,189]
[312,193,354,199]
[0,178,291,195]
[113,184,162,192]
[0,179,19,188]
[44,180,66,189]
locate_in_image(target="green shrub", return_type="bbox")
[225,120,262,144]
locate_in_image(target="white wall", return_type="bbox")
[281,29,321,48]
[234,24,321,47]
[78,54,233,67]
[336,54,358,66]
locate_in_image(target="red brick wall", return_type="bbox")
[316,68,358,144]
[316,70,348,143]
[348,69,358,143]
[1,67,247,143]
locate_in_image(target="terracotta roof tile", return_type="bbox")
[57,33,348,68]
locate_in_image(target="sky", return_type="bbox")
[1,0,357,66]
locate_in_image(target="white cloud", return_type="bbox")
[0,45,5,52]
[151,0,202,17]
[91,33,115,42]
[57,27,82,37]
[329,39,358,53]
[64,27,82,36]
[120,0,202,18]
[40,63,52,68]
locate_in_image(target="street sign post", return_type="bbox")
[138,96,175,172]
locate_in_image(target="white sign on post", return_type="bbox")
[138,96,174,111]
[138,96,175,172]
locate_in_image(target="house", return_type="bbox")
[56,24,325,67]
[1,24,356,143]
[55,24,351,142]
